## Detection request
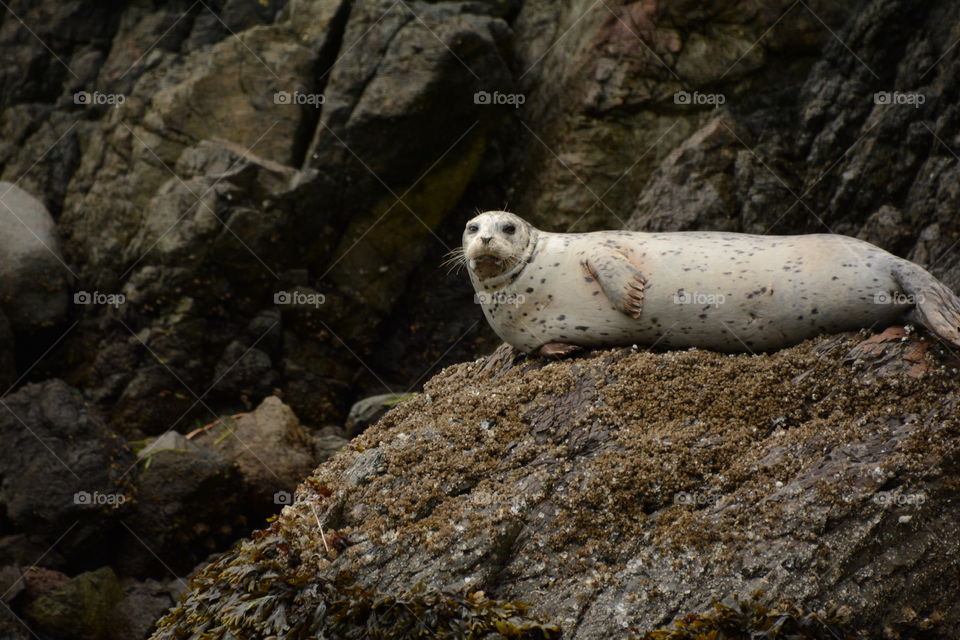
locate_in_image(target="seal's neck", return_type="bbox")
[473,228,540,291]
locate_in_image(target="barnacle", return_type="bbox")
[151,530,560,640]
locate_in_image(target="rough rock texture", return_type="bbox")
[109,577,184,640]
[152,332,960,639]
[0,380,133,570]
[24,566,124,640]
[117,432,245,577]
[195,396,319,513]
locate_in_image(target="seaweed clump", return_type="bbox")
[151,522,560,640]
[636,592,863,639]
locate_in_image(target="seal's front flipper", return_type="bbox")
[582,251,647,319]
[538,342,583,359]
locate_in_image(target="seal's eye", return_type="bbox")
[503,224,516,235]
[467,224,479,233]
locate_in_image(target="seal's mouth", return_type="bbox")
[468,253,513,279]
[470,255,504,267]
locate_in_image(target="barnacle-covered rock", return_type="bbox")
[153,331,959,638]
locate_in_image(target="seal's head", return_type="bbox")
[462,211,536,282]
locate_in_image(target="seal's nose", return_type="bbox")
[481,236,492,245]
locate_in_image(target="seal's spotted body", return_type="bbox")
[462,212,960,356]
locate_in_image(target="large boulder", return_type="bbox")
[116,430,245,577]
[0,379,133,567]
[0,182,70,333]
[152,332,960,638]
[195,396,318,512]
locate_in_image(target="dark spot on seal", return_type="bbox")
[575,326,589,331]
[558,315,566,320]
[526,288,533,293]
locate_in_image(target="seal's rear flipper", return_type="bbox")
[582,251,647,319]
[894,264,960,348]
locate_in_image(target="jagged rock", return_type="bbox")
[151,332,960,639]
[0,380,133,565]
[137,430,203,460]
[195,396,317,513]
[109,577,185,640]
[24,566,123,640]
[0,182,70,333]
[118,433,244,578]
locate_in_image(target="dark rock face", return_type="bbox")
[23,566,123,640]
[151,333,960,638]
[4,0,957,442]
[0,380,133,570]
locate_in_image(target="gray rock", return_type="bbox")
[345,392,416,436]
[137,430,203,460]
[109,577,184,640]
[0,182,70,332]
[0,379,133,563]
[119,436,244,577]
[313,425,350,463]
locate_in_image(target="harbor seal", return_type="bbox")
[454,211,960,357]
